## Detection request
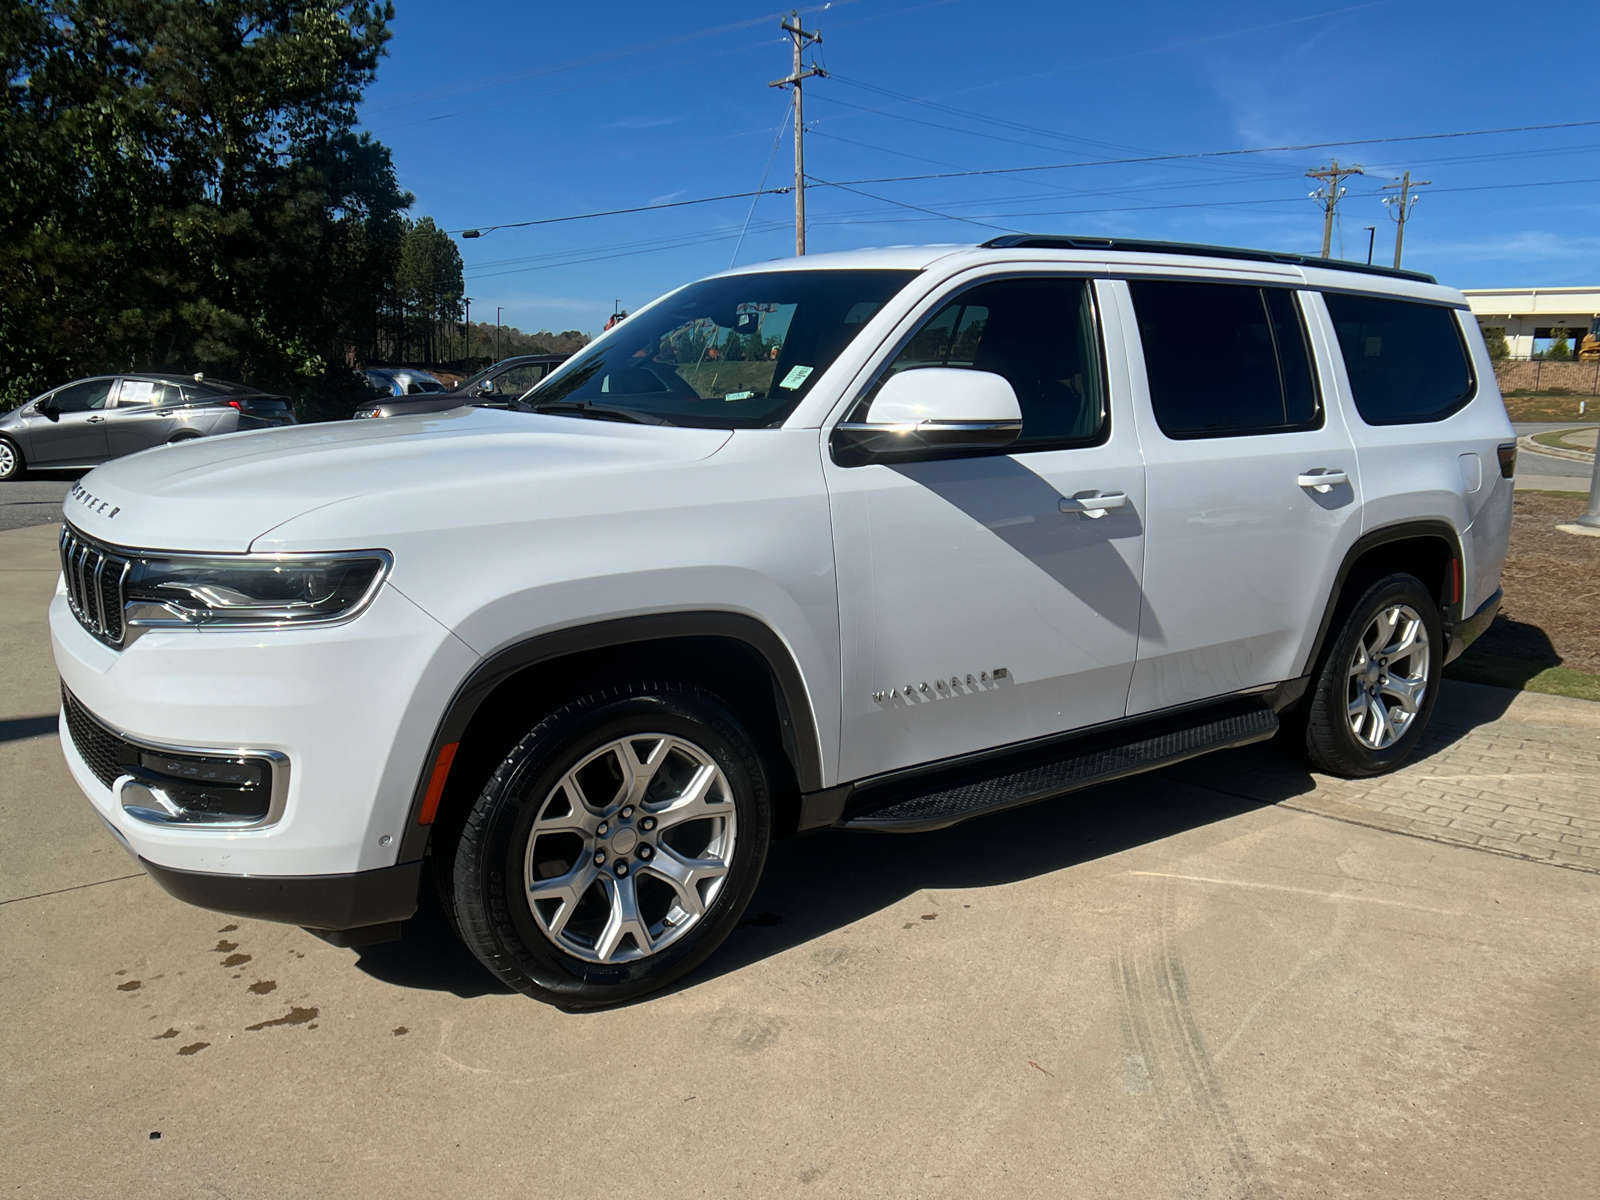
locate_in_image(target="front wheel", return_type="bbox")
[1301,573,1442,778]
[0,437,23,481]
[450,683,771,1008]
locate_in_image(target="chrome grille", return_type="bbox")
[59,525,130,647]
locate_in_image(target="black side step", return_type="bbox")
[842,707,1279,833]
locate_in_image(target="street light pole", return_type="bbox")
[1577,435,1600,529]
[1364,226,1376,265]
[464,297,472,365]
[496,306,503,363]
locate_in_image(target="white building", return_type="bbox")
[1461,286,1600,358]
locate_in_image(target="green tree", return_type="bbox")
[1546,326,1571,361]
[1,0,417,419]
[393,216,463,363]
[1480,326,1509,360]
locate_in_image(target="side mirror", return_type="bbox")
[832,368,1022,462]
[39,401,60,421]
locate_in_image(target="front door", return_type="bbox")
[1113,277,1364,714]
[30,378,113,465]
[825,275,1148,783]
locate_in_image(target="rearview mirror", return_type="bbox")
[832,368,1022,462]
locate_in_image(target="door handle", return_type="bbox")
[1059,490,1128,518]
[156,409,174,416]
[1296,468,1348,493]
[86,415,105,423]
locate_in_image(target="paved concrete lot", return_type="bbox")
[0,476,74,532]
[3,521,1598,1199]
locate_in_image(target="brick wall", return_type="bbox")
[1494,359,1600,394]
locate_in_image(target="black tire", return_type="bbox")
[0,437,23,481]
[450,682,771,1008]
[1301,573,1442,778]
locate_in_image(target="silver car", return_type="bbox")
[0,374,296,480]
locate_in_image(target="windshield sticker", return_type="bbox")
[725,391,755,402]
[778,365,814,390]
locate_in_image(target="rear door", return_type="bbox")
[31,378,113,465]
[102,379,181,456]
[825,273,1149,782]
[1114,275,1364,713]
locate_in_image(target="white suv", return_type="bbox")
[51,237,1514,1007]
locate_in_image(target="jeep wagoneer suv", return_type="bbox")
[51,236,1513,1007]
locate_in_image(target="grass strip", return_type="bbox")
[1445,650,1600,702]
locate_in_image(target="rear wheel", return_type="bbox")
[1302,573,1441,777]
[0,437,22,481]
[450,683,770,1008]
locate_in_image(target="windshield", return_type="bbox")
[533,269,918,427]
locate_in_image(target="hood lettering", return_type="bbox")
[69,481,121,519]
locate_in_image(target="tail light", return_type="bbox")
[225,400,242,410]
[1496,443,1516,479]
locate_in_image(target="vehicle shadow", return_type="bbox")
[351,679,1523,1002]
[352,861,513,998]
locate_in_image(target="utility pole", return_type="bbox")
[1364,226,1376,265]
[1306,159,1365,258]
[496,306,503,363]
[768,11,824,255]
[463,297,472,365]
[1381,170,1432,269]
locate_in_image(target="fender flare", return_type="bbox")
[1301,518,1466,678]
[396,611,825,861]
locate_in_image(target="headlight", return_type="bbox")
[123,551,391,638]
[354,407,382,419]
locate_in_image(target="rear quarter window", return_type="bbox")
[1322,293,1475,425]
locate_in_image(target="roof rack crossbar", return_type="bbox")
[979,234,1436,284]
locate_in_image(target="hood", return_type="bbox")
[63,406,733,552]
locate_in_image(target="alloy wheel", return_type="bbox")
[1345,603,1430,751]
[0,441,16,478]
[522,733,737,964]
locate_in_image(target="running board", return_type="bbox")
[841,707,1280,833]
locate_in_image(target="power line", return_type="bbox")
[816,120,1600,189]
[445,120,1600,239]
[453,188,790,238]
[364,1,861,116]
[460,174,1600,280]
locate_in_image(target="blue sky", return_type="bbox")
[359,1,1600,336]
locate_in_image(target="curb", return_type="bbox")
[1518,431,1595,463]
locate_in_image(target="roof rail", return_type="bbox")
[979,234,1437,285]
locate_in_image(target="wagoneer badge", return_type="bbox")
[69,481,120,519]
[873,667,1009,703]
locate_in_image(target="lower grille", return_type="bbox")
[59,525,130,646]
[62,687,136,788]
[61,687,278,823]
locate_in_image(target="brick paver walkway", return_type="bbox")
[1165,680,1600,874]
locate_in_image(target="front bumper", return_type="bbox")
[51,575,477,883]
[139,856,422,939]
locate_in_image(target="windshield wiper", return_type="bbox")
[531,400,676,426]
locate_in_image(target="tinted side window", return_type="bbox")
[860,277,1105,448]
[51,379,114,413]
[1323,293,1474,425]
[1128,281,1320,438]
